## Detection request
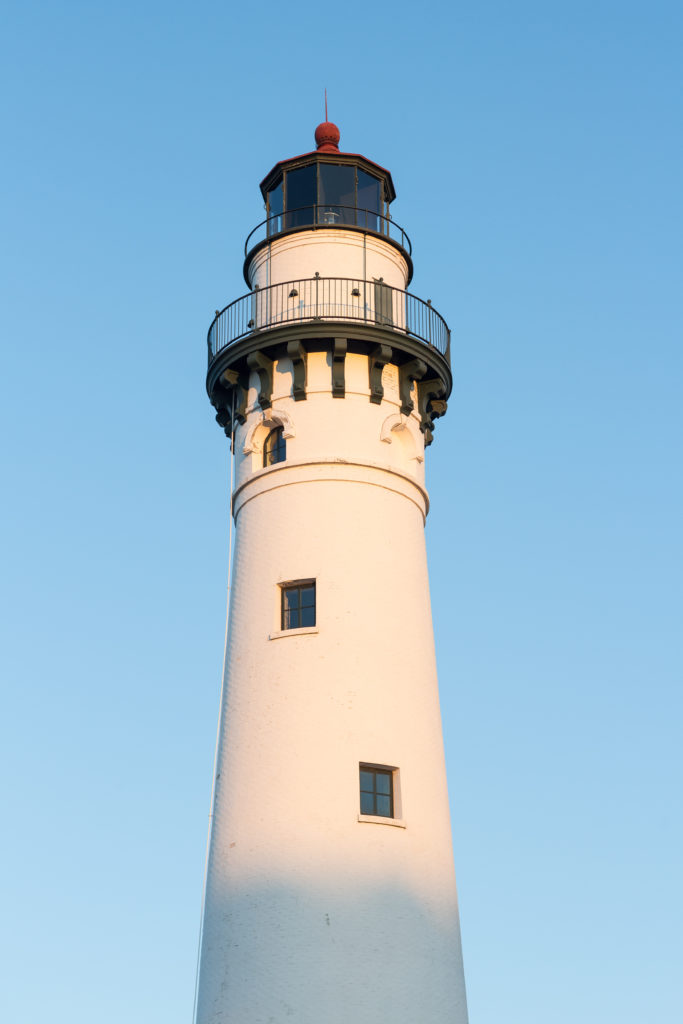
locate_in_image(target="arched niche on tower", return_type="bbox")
[380,413,424,475]
[243,408,296,473]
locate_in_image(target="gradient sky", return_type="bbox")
[2,2,682,1022]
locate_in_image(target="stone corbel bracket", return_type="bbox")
[418,379,448,446]
[286,341,308,401]
[399,358,427,415]
[210,368,248,439]
[332,339,347,398]
[246,351,274,411]
[369,344,393,404]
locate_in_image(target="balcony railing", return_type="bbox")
[207,277,450,364]
[244,206,412,258]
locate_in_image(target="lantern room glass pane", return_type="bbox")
[357,170,380,232]
[267,182,283,236]
[285,164,317,228]
[318,164,356,225]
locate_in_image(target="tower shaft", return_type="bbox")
[197,122,467,1023]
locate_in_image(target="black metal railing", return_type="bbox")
[244,206,412,258]
[207,277,450,363]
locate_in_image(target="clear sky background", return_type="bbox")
[1,2,681,1022]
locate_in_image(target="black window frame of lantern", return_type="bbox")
[263,426,286,468]
[280,581,316,631]
[359,765,395,818]
[266,160,388,236]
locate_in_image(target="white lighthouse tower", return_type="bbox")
[195,119,468,1024]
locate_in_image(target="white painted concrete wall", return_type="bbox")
[248,229,409,291]
[196,351,468,1024]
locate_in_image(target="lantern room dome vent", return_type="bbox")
[314,120,341,152]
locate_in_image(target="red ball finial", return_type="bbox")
[315,121,340,153]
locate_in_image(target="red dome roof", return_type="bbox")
[314,121,340,152]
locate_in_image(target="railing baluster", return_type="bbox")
[245,206,412,258]
[208,276,450,365]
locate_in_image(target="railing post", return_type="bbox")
[315,271,319,319]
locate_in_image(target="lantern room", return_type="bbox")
[261,153,393,233]
[243,121,412,285]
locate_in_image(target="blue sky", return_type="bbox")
[1,2,682,1022]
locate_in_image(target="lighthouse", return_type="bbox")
[195,119,468,1024]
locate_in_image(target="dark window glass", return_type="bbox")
[267,182,283,236]
[375,772,391,795]
[299,584,316,627]
[281,581,316,630]
[360,791,374,815]
[285,164,317,228]
[263,426,286,467]
[318,164,356,225]
[376,794,391,816]
[356,170,380,231]
[359,766,394,818]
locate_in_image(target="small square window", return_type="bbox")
[359,766,394,818]
[281,581,316,630]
